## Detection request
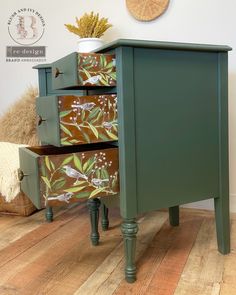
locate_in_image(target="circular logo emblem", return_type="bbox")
[8,8,45,45]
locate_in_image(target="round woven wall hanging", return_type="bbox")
[126,0,170,21]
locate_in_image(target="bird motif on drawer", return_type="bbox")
[91,178,109,187]
[62,165,88,181]
[83,75,101,85]
[47,192,74,203]
[71,102,96,111]
[103,121,113,130]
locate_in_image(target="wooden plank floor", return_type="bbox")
[0,204,235,295]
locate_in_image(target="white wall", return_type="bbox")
[0,0,235,211]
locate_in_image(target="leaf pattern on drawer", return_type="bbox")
[39,149,119,206]
[78,53,116,87]
[59,95,118,145]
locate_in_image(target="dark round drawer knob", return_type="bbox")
[54,67,63,78]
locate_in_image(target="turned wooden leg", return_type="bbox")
[45,206,53,222]
[169,206,179,226]
[121,218,138,283]
[87,198,101,246]
[101,203,109,231]
[214,197,230,254]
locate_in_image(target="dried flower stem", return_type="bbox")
[65,11,112,38]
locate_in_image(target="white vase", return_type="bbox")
[77,38,105,53]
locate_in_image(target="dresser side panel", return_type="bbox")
[133,48,220,213]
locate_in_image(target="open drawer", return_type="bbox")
[18,145,119,209]
[33,63,86,97]
[52,52,116,90]
[36,94,118,146]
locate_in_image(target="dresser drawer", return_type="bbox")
[19,145,119,209]
[52,52,116,90]
[33,64,86,97]
[36,94,118,146]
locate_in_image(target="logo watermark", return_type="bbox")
[6,8,46,62]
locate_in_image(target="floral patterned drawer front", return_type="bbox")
[19,145,119,209]
[78,53,116,87]
[52,52,116,90]
[36,94,118,147]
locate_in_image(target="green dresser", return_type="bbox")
[21,39,232,283]
[96,39,231,282]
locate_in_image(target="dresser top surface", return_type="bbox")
[96,38,232,53]
[33,39,232,69]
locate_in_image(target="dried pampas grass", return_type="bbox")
[0,87,39,146]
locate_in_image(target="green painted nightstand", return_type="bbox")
[22,39,231,283]
[95,39,231,282]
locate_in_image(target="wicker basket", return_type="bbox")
[0,192,37,216]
